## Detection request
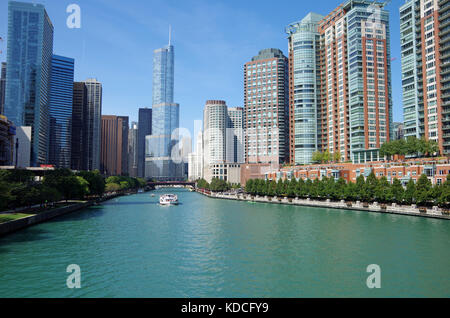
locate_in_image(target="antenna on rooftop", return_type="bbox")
[169,24,172,46]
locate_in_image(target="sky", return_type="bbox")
[0,0,405,138]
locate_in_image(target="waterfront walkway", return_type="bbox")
[197,190,450,220]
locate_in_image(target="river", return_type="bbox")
[0,188,449,297]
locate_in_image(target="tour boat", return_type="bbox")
[159,194,179,206]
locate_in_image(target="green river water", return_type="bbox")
[0,188,449,297]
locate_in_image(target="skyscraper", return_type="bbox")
[71,82,88,171]
[101,115,129,176]
[226,107,244,163]
[0,63,6,115]
[202,100,243,183]
[203,100,228,164]
[84,78,102,171]
[286,0,393,164]
[244,49,289,165]
[286,14,323,165]
[147,38,182,181]
[138,107,152,178]
[4,1,54,166]
[48,55,74,168]
[128,121,138,177]
[400,0,450,155]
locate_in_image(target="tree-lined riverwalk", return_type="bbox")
[197,189,450,220]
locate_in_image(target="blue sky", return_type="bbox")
[0,0,404,136]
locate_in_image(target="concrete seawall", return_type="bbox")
[0,193,123,237]
[197,190,450,220]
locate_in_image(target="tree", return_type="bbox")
[0,181,15,211]
[275,179,285,196]
[335,178,347,200]
[374,176,392,203]
[210,178,230,192]
[312,151,323,163]
[391,178,404,204]
[333,151,342,163]
[415,174,432,206]
[197,178,210,190]
[355,175,365,200]
[105,183,120,192]
[287,178,297,197]
[77,170,105,197]
[404,179,416,205]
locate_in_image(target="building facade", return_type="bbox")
[286,14,324,165]
[146,42,182,181]
[188,131,203,181]
[244,49,289,165]
[138,108,152,178]
[71,82,88,171]
[13,126,31,168]
[84,78,102,171]
[400,0,450,155]
[4,1,54,166]
[286,0,393,164]
[226,107,244,163]
[48,55,74,168]
[0,115,15,166]
[101,115,129,176]
[393,122,405,140]
[0,63,6,115]
[264,158,450,186]
[128,121,138,177]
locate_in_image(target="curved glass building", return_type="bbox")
[286,13,323,165]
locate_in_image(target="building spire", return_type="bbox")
[169,24,172,46]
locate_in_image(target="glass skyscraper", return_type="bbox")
[146,42,182,181]
[4,1,54,166]
[48,55,74,168]
[84,78,102,171]
[138,107,152,178]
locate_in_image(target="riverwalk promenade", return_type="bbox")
[0,192,123,237]
[197,190,450,220]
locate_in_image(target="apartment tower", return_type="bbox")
[243,49,289,165]
[400,0,450,155]
[287,0,393,164]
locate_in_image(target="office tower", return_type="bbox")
[48,55,74,168]
[287,0,393,164]
[84,78,102,171]
[138,107,152,178]
[244,49,289,165]
[128,121,138,177]
[226,107,244,163]
[400,0,450,155]
[0,63,6,115]
[71,82,88,171]
[4,1,54,166]
[101,115,128,176]
[147,39,182,181]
